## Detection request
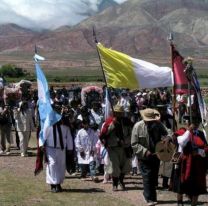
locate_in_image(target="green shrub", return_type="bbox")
[0,64,26,77]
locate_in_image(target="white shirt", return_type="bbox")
[45,124,73,150]
[177,130,190,153]
[75,128,98,164]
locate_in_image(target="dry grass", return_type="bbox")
[0,133,207,206]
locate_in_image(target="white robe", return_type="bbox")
[45,124,73,185]
[75,128,98,164]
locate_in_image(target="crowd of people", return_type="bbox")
[0,84,207,206]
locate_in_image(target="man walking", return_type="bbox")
[131,108,171,206]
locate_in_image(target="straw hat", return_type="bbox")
[113,105,124,113]
[155,141,176,162]
[140,108,160,121]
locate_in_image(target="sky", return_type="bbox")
[0,0,127,30]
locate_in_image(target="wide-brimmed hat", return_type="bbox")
[140,108,160,121]
[135,92,142,97]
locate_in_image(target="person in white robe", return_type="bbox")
[45,119,73,193]
[75,118,99,182]
[13,101,35,157]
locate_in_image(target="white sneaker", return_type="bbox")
[21,153,28,157]
[71,172,78,176]
[102,180,108,184]
[0,150,4,154]
[147,201,156,206]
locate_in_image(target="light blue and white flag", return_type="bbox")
[35,61,61,146]
[104,88,112,120]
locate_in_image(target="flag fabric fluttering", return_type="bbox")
[188,66,207,126]
[34,53,45,62]
[104,88,112,120]
[35,62,61,147]
[97,43,173,90]
[172,46,190,94]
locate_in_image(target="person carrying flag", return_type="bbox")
[44,113,73,193]
[100,105,132,191]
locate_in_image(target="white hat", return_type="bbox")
[136,92,142,96]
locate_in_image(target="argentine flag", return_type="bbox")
[35,61,61,146]
[104,88,112,120]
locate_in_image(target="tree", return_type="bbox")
[0,64,26,77]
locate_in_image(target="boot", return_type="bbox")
[55,184,63,192]
[112,177,119,191]
[119,173,125,190]
[50,184,56,193]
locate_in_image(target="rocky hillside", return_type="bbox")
[0,0,208,70]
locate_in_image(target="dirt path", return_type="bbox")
[0,143,208,206]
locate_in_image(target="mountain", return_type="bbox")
[0,0,208,72]
[77,0,208,57]
[98,0,119,11]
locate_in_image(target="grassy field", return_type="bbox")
[0,172,132,206]
[1,49,208,85]
[0,136,133,206]
[0,133,208,206]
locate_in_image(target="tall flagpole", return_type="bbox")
[93,26,114,115]
[184,58,193,124]
[169,33,176,131]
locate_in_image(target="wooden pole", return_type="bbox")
[169,33,176,132]
[188,81,192,123]
[93,26,114,115]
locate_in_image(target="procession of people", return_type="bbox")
[0,83,207,206]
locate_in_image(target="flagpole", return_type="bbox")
[184,59,193,124]
[169,33,176,131]
[93,26,114,115]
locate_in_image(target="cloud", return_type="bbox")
[0,0,127,30]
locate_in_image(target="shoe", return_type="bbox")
[80,177,86,181]
[112,177,119,191]
[119,174,126,190]
[55,184,63,192]
[6,151,10,155]
[112,186,118,191]
[119,182,126,191]
[51,185,57,193]
[92,176,99,183]
[103,180,108,184]
[0,150,4,154]
[177,200,184,206]
[147,201,156,206]
[71,172,78,176]
[21,153,28,157]
[142,196,157,206]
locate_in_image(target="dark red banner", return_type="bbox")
[172,46,189,94]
